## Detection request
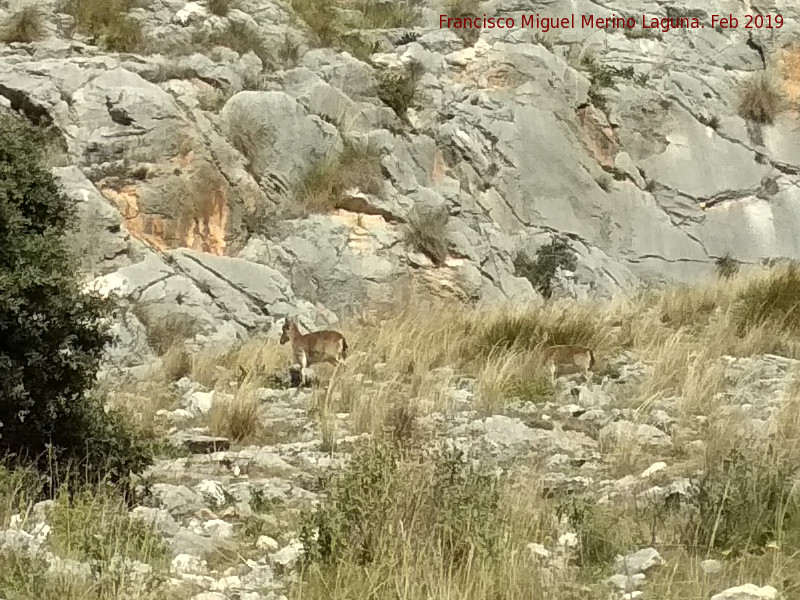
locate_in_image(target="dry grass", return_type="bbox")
[81,264,800,599]
[207,381,264,443]
[0,5,46,43]
[63,0,144,52]
[295,140,385,215]
[403,207,450,266]
[738,73,782,124]
[290,0,419,58]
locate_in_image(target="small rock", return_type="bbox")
[257,536,280,553]
[195,480,228,506]
[613,547,664,575]
[270,539,304,572]
[557,532,578,549]
[186,390,215,415]
[202,519,234,539]
[608,573,646,592]
[172,432,231,454]
[710,584,779,600]
[171,553,208,576]
[526,542,550,560]
[640,462,667,478]
[190,593,227,600]
[700,559,722,574]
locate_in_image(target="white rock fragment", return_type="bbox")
[710,584,779,600]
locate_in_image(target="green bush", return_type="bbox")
[0,113,151,492]
[301,442,400,565]
[300,441,504,567]
[683,445,800,554]
[514,235,577,299]
[377,61,423,121]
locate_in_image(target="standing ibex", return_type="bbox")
[541,344,595,386]
[279,317,348,386]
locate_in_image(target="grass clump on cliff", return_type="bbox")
[0,5,46,43]
[207,0,234,16]
[295,140,385,214]
[63,0,144,52]
[738,73,782,124]
[403,206,450,266]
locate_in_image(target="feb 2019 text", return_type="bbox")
[439,13,784,33]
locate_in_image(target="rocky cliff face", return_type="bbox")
[1,0,798,353]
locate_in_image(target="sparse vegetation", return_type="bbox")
[356,0,420,29]
[715,252,740,279]
[63,0,145,52]
[403,206,450,266]
[580,53,635,88]
[203,20,270,66]
[130,307,201,355]
[738,73,782,124]
[514,235,578,299]
[290,0,418,61]
[299,441,505,568]
[294,140,385,215]
[444,0,483,45]
[208,386,263,442]
[0,5,46,43]
[75,261,800,600]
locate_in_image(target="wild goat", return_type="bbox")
[541,344,595,385]
[279,317,348,385]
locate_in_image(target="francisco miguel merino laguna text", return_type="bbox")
[439,13,785,32]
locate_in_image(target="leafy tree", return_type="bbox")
[0,113,150,493]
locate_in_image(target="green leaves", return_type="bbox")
[0,113,150,493]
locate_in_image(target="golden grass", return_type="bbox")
[207,379,264,443]
[80,264,800,600]
[738,72,783,124]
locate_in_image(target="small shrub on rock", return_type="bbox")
[715,252,740,280]
[738,73,782,124]
[300,441,504,567]
[682,445,800,554]
[377,61,424,122]
[207,0,233,16]
[514,234,578,299]
[295,140,384,215]
[403,206,450,266]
